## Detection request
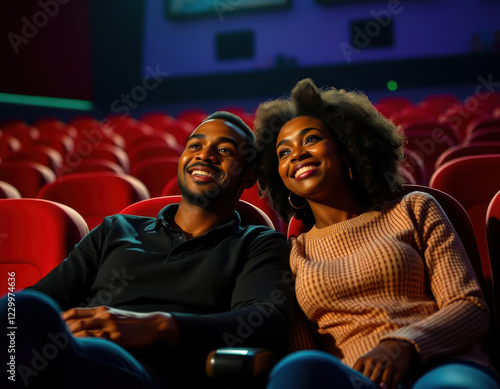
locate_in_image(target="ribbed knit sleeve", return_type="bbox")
[290,191,490,368]
[381,193,489,364]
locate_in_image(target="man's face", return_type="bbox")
[177,119,254,206]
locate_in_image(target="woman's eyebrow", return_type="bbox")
[276,127,319,149]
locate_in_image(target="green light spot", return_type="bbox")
[0,93,93,111]
[387,80,398,91]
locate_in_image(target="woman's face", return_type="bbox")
[276,116,346,202]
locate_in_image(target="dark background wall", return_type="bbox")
[1,0,499,123]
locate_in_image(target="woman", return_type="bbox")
[254,78,499,389]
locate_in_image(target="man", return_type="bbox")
[2,112,292,388]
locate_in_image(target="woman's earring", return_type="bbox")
[288,192,306,210]
[348,165,354,181]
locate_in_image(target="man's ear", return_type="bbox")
[242,167,258,189]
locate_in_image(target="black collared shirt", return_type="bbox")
[28,204,293,384]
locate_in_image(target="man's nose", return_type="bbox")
[195,147,218,162]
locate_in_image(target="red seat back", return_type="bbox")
[37,172,150,230]
[0,161,56,198]
[486,190,500,336]
[0,198,88,293]
[130,156,179,198]
[119,195,275,229]
[429,155,500,290]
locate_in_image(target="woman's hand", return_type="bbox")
[353,339,416,389]
[61,306,179,349]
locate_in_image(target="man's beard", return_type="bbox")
[177,173,244,209]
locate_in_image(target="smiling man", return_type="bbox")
[1,111,292,389]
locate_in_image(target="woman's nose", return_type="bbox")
[290,147,309,163]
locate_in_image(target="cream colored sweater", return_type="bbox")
[290,191,491,368]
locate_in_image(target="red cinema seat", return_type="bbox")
[0,161,56,198]
[119,195,274,229]
[37,172,150,230]
[0,198,88,293]
[429,154,500,296]
[130,157,179,198]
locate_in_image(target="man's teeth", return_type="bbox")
[192,170,215,178]
[295,165,316,177]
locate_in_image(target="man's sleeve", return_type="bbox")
[24,219,106,310]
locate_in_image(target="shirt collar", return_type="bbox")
[145,203,242,235]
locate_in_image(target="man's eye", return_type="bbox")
[219,147,234,155]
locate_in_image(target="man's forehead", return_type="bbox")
[192,118,247,139]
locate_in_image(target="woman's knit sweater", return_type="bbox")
[290,191,491,368]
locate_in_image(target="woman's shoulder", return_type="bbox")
[383,189,446,224]
[389,189,439,209]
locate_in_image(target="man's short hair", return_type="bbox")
[203,111,255,145]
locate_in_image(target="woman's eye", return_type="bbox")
[305,135,320,144]
[278,149,290,159]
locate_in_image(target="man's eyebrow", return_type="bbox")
[216,136,239,148]
[276,127,318,149]
[187,134,239,148]
[187,133,205,141]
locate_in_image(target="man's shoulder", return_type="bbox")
[98,213,157,231]
[238,224,287,242]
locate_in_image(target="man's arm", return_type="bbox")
[25,218,106,309]
[62,306,180,348]
[61,228,293,354]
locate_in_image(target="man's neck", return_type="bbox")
[173,197,238,239]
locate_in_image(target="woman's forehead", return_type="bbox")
[278,116,326,140]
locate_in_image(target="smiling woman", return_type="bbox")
[255,78,405,226]
[253,78,499,389]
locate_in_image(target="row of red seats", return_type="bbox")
[374,91,500,185]
[0,109,288,232]
[374,91,500,138]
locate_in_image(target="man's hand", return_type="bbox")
[61,306,179,349]
[353,339,416,389]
